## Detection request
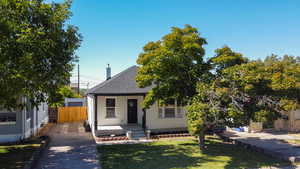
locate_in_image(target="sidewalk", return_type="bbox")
[220,130,300,163]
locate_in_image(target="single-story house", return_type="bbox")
[0,98,48,143]
[86,65,187,136]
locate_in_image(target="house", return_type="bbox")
[0,98,48,143]
[86,65,187,136]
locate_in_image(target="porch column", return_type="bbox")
[94,95,98,131]
[142,94,146,129]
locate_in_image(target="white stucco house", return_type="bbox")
[86,65,187,136]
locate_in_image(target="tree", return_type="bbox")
[49,86,81,108]
[0,0,81,109]
[136,25,210,108]
[187,46,248,150]
[188,50,300,150]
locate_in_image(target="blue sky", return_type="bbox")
[49,0,300,88]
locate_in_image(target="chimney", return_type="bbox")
[106,64,111,80]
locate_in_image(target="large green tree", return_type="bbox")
[0,0,81,109]
[187,46,248,150]
[136,25,210,108]
[188,51,300,150]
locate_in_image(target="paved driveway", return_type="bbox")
[35,123,100,169]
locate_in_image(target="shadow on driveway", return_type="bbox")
[35,122,100,169]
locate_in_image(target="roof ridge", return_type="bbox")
[87,65,137,94]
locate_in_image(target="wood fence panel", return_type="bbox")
[58,106,87,123]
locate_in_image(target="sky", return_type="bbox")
[49,0,300,88]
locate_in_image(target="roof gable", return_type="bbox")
[87,66,153,95]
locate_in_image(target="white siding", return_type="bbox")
[87,95,95,134]
[146,102,187,130]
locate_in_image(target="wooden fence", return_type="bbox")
[57,106,87,123]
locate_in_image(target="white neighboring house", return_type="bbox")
[65,98,86,107]
[0,98,48,143]
[86,65,187,136]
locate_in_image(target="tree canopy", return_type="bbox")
[49,86,81,108]
[136,25,210,108]
[0,0,81,109]
[136,25,300,150]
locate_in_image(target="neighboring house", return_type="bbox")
[87,65,187,136]
[64,98,86,107]
[0,98,48,143]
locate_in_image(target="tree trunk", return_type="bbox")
[198,130,206,151]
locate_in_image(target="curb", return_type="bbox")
[23,136,51,169]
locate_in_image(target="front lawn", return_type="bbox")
[285,139,300,145]
[98,136,290,169]
[0,139,41,169]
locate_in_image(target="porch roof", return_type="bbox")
[87,66,153,95]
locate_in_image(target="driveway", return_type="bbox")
[35,122,100,169]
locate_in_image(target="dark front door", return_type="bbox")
[127,99,138,124]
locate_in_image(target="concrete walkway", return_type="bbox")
[35,123,100,169]
[220,130,300,163]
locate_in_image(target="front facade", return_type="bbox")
[87,66,187,136]
[0,98,48,143]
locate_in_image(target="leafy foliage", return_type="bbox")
[136,25,209,108]
[0,0,81,109]
[49,86,81,107]
[136,25,300,149]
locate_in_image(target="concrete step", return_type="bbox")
[133,134,146,137]
[131,136,147,140]
[132,131,145,134]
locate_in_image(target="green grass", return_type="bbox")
[98,136,290,169]
[285,139,300,145]
[0,139,41,169]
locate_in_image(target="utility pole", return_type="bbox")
[77,64,80,95]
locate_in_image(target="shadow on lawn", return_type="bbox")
[0,145,40,169]
[98,137,292,169]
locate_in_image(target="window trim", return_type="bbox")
[158,100,183,119]
[105,97,117,119]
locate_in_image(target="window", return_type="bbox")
[106,98,116,118]
[158,99,183,118]
[176,107,183,118]
[165,108,175,118]
[0,112,16,125]
[68,102,83,107]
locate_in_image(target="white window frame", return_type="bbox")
[105,97,117,118]
[158,100,183,119]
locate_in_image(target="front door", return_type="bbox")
[127,99,138,124]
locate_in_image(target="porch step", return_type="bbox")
[127,129,146,140]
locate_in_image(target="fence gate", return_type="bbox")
[57,106,87,123]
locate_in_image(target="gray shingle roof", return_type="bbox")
[87,65,153,95]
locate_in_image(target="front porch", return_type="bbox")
[95,124,144,136]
